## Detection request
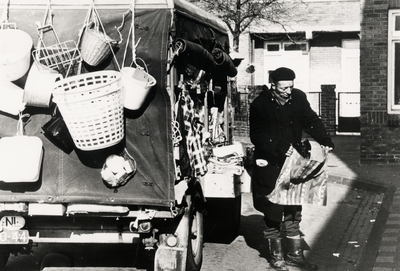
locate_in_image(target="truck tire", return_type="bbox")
[186,196,204,271]
[0,251,9,268]
[40,252,73,269]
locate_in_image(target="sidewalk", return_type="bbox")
[234,135,400,271]
[322,135,399,271]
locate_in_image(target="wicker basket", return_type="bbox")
[80,26,116,67]
[52,71,124,151]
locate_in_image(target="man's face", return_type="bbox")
[272,80,294,101]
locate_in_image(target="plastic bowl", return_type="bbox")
[0,29,33,81]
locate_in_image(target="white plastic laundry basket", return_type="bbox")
[52,71,124,151]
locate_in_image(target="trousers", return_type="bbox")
[262,201,302,238]
[251,162,303,238]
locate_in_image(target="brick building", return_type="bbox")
[360,0,400,164]
[233,0,362,140]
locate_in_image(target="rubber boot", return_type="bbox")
[267,238,288,271]
[286,238,318,270]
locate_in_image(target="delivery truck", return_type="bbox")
[0,0,247,270]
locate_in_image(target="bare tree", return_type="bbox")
[188,0,305,52]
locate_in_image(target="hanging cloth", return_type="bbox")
[175,89,208,177]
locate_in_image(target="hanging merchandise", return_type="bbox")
[41,105,74,154]
[52,71,124,151]
[0,81,25,116]
[32,0,82,78]
[101,148,137,189]
[174,38,216,75]
[0,27,32,82]
[121,59,156,111]
[23,62,62,108]
[0,0,33,82]
[0,113,43,183]
[118,1,156,111]
[210,107,225,143]
[79,0,119,67]
[174,88,208,177]
[212,47,237,78]
[174,91,192,179]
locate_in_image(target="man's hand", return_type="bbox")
[321,145,333,153]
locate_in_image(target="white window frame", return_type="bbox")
[264,41,309,54]
[388,10,400,113]
[282,41,309,52]
[263,41,310,90]
[264,42,281,54]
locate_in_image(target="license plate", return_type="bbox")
[0,216,25,229]
[0,229,29,244]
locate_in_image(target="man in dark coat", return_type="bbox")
[249,67,334,270]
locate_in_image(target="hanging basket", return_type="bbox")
[79,2,119,67]
[33,40,82,78]
[34,2,82,78]
[80,25,117,66]
[52,71,124,151]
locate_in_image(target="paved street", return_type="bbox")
[201,184,383,271]
[2,136,395,270]
[3,185,383,271]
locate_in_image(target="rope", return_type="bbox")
[77,0,121,71]
[16,113,30,136]
[0,0,10,25]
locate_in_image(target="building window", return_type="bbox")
[264,41,308,53]
[388,10,400,113]
[266,43,280,51]
[254,38,264,49]
[263,41,309,90]
[283,43,307,51]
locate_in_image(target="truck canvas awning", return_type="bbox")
[0,0,230,207]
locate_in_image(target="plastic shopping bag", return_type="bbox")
[267,146,329,206]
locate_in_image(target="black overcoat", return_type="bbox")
[249,85,333,199]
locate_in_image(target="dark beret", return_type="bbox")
[270,67,296,82]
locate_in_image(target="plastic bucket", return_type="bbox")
[0,29,33,81]
[0,80,25,115]
[121,67,156,110]
[23,63,62,108]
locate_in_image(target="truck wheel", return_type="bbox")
[0,251,9,268]
[186,199,204,271]
[40,252,73,269]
